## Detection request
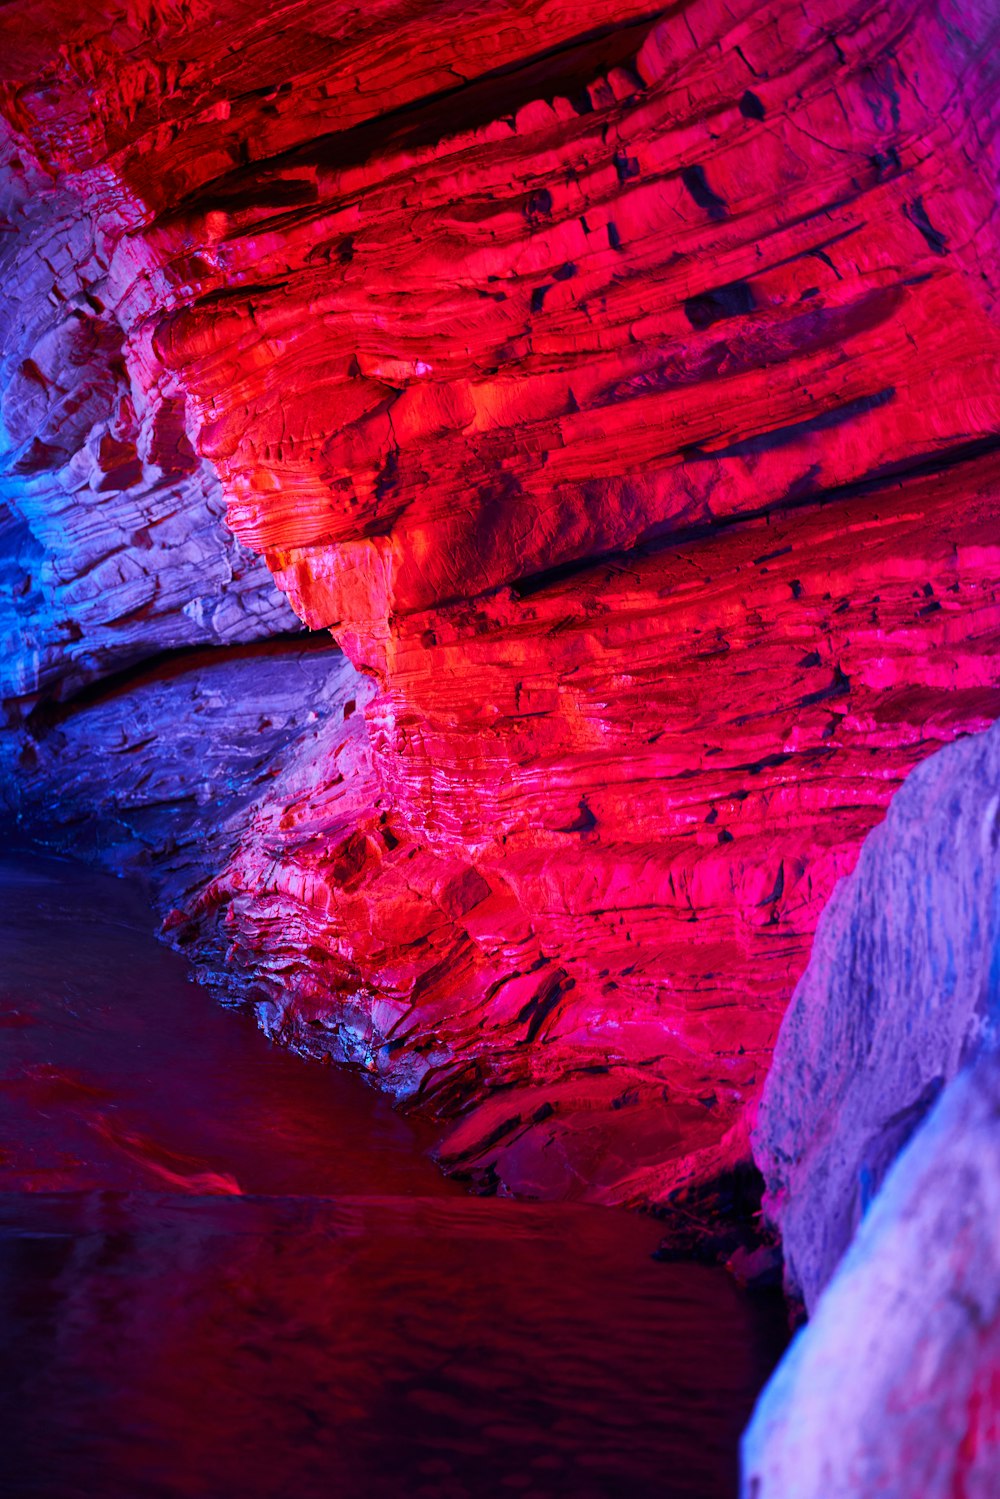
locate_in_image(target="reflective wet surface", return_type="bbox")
[0,853,784,1497]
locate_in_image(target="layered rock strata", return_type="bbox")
[1,636,357,932]
[177,456,1000,1201]
[0,123,296,714]
[2,0,1000,1199]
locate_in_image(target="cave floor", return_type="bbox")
[0,853,785,1498]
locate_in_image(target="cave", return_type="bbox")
[1,2,998,1495]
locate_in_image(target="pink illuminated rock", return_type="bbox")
[1,0,999,1201]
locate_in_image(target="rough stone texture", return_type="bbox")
[742,1050,1000,1499]
[2,0,1000,1200]
[171,456,1000,1202]
[1,636,358,927]
[754,719,1000,1308]
[0,119,296,715]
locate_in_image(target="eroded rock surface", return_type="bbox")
[0,122,296,714]
[754,718,1000,1308]
[743,1050,1000,1499]
[1,636,358,929]
[2,0,1000,1200]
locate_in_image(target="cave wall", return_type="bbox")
[0,118,296,715]
[2,0,999,1201]
[754,717,1000,1310]
[744,719,1000,1493]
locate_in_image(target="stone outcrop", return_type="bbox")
[744,705,1000,1493]
[743,1049,1000,1499]
[2,0,1000,1201]
[0,122,296,714]
[754,718,1000,1308]
[1,636,359,935]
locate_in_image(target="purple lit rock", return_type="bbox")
[754,720,1000,1309]
[0,122,295,716]
[742,1049,1000,1498]
[2,637,363,932]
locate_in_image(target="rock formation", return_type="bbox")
[754,718,1000,1309]
[1,0,999,1201]
[0,120,296,712]
[744,714,1000,1494]
[744,1047,1000,1499]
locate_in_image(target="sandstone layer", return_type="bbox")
[2,0,999,1201]
[0,119,296,714]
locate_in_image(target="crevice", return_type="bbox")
[166,8,672,220]
[509,431,1000,602]
[21,626,331,737]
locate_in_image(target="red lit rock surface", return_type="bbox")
[2,0,1000,1201]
